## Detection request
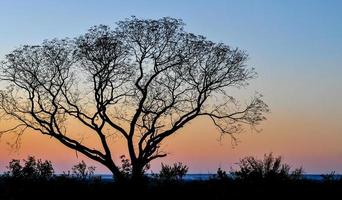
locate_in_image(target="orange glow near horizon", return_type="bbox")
[1,108,342,174]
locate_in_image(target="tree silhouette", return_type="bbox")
[0,17,268,182]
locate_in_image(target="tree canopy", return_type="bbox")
[0,17,269,181]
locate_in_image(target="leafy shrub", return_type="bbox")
[119,155,132,178]
[71,160,96,181]
[6,159,22,178]
[4,156,54,180]
[118,155,150,181]
[232,153,303,183]
[37,159,55,179]
[211,168,231,181]
[157,162,188,182]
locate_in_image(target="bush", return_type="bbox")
[4,156,54,180]
[37,159,55,179]
[211,168,231,181]
[6,159,22,178]
[157,162,188,182]
[119,155,132,178]
[232,153,303,183]
[321,171,340,183]
[71,160,96,181]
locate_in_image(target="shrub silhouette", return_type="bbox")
[4,156,54,180]
[119,155,132,178]
[211,168,231,181]
[157,162,188,182]
[36,159,55,179]
[232,153,303,183]
[321,171,340,183]
[6,159,22,178]
[71,160,96,181]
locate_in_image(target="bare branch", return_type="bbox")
[0,17,268,180]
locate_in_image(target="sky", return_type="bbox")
[0,0,341,174]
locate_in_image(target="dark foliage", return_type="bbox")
[232,153,303,183]
[0,154,341,200]
[156,162,188,182]
[4,156,54,181]
[118,155,132,178]
[71,160,96,181]
[321,171,341,183]
[210,167,231,181]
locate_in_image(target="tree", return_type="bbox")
[0,17,269,182]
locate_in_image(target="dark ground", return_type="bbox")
[0,178,341,200]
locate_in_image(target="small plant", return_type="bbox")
[321,171,339,183]
[4,156,54,180]
[71,160,96,181]
[119,155,132,178]
[157,162,188,182]
[36,159,54,179]
[232,153,303,183]
[211,168,230,181]
[6,159,22,178]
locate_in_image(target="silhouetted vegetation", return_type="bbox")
[118,155,132,179]
[71,160,96,181]
[3,156,54,181]
[0,154,342,200]
[210,167,231,181]
[0,16,269,182]
[321,171,341,183]
[155,162,188,182]
[232,153,303,183]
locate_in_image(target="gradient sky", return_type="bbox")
[0,0,341,174]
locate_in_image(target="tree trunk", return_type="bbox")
[107,163,126,183]
[131,161,145,184]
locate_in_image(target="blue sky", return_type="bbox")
[0,0,342,173]
[1,0,341,91]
